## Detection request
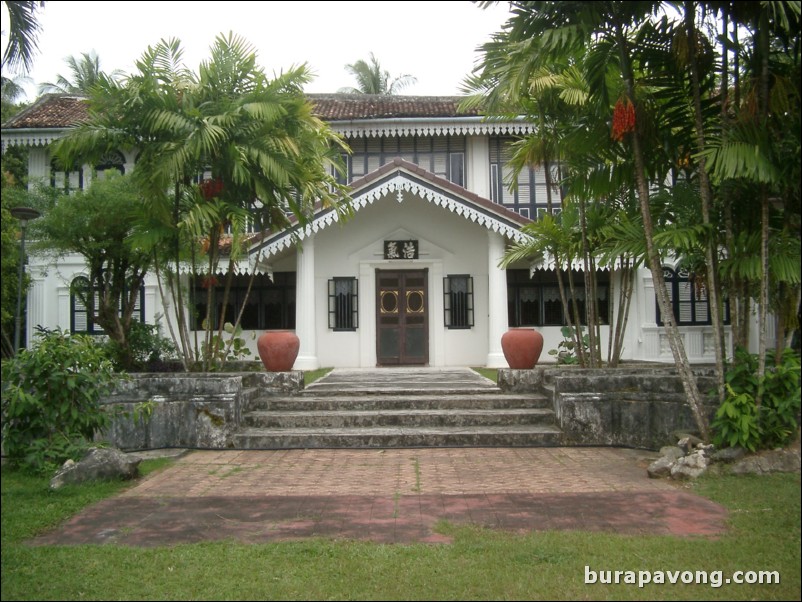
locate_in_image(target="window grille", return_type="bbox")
[328,277,358,330]
[71,276,144,334]
[444,275,474,328]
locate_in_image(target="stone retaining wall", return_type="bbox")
[100,372,303,450]
[499,366,718,450]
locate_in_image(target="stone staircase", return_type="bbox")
[233,368,562,449]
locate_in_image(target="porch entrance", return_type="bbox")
[376,269,429,366]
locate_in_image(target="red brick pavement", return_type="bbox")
[29,448,728,546]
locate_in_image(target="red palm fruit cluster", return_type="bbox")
[611,98,636,141]
[200,177,224,200]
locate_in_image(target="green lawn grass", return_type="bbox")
[1,460,799,600]
[304,367,333,386]
[471,366,498,383]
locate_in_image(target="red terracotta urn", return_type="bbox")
[257,330,300,372]
[501,328,544,369]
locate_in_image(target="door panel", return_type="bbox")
[376,270,428,365]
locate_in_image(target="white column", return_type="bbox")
[294,235,319,370]
[486,231,509,367]
[27,276,46,345]
[466,135,490,199]
[358,262,375,368]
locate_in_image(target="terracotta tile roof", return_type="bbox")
[2,94,90,128]
[3,93,482,129]
[306,94,482,121]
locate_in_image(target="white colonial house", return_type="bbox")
[2,94,764,369]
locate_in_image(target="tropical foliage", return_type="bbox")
[0,0,44,74]
[51,33,351,370]
[1,327,118,474]
[38,50,124,94]
[712,347,801,451]
[338,52,417,95]
[465,1,801,440]
[29,172,152,370]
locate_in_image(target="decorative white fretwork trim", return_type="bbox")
[2,119,536,151]
[0,129,64,153]
[257,172,530,259]
[530,254,618,272]
[330,119,536,139]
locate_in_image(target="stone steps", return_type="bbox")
[247,393,552,412]
[242,408,557,429]
[233,368,563,449]
[232,425,563,449]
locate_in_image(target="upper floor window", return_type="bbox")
[657,267,729,326]
[490,137,562,219]
[341,136,466,187]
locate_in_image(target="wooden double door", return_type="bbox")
[376,269,428,366]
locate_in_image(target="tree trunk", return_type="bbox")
[755,10,771,407]
[578,194,600,367]
[684,1,727,406]
[609,259,634,367]
[615,22,710,440]
[153,259,189,371]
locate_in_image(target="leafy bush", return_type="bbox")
[711,384,762,451]
[712,347,801,451]
[548,325,588,365]
[105,321,178,372]
[1,328,120,473]
[200,321,254,370]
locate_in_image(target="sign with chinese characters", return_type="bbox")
[384,240,419,260]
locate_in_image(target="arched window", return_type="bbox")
[94,151,126,178]
[657,267,729,326]
[70,276,145,334]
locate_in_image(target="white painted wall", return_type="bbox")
[19,138,762,368]
[311,188,497,368]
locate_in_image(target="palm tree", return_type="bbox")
[337,53,417,95]
[469,1,714,439]
[1,0,45,74]
[38,51,123,94]
[52,34,351,370]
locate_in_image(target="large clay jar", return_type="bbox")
[501,328,544,369]
[257,330,300,372]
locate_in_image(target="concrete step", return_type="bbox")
[234,367,562,450]
[301,385,500,396]
[247,393,553,412]
[233,425,564,449]
[242,408,556,429]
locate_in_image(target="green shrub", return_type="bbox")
[105,321,178,371]
[1,328,120,474]
[712,347,801,451]
[711,384,762,451]
[200,321,255,370]
[548,325,588,365]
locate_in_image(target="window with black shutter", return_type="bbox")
[444,275,473,329]
[328,277,358,330]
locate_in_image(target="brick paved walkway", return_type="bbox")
[30,447,728,546]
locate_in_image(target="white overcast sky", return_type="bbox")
[2,1,513,102]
